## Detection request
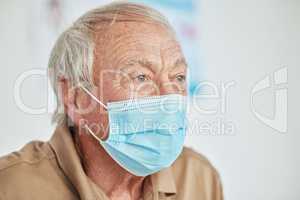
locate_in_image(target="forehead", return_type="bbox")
[94,21,176,46]
[92,21,184,67]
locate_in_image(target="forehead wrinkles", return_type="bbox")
[94,22,172,67]
[107,33,160,58]
[92,22,183,83]
[160,40,184,67]
[94,21,169,47]
[92,27,160,82]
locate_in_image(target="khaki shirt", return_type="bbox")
[0,123,223,200]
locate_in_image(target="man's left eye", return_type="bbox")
[175,74,186,83]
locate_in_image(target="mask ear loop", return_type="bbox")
[84,124,104,143]
[80,85,108,110]
[79,85,108,142]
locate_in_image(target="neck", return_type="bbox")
[73,126,145,200]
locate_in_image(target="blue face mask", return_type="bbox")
[81,86,187,177]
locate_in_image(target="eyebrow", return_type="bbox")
[124,57,188,73]
[173,58,188,69]
[137,59,157,73]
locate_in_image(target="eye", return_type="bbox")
[175,74,186,83]
[135,74,149,82]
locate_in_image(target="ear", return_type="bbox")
[58,77,81,126]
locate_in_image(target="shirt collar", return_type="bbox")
[49,122,177,198]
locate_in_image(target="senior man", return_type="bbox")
[0,2,223,200]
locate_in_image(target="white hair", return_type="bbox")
[48,1,175,124]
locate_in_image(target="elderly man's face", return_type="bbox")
[93,21,187,101]
[76,21,187,139]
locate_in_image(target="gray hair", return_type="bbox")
[48,1,175,124]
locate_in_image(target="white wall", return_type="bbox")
[0,1,299,200]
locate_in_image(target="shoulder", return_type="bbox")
[174,146,220,175]
[171,147,223,199]
[0,140,54,172]
[0,141,56,197]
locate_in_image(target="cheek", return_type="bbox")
[133,82,159,97]
[102,74,135,102]
[86,110,110,140]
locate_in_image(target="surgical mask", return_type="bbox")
[81,86,187,177]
